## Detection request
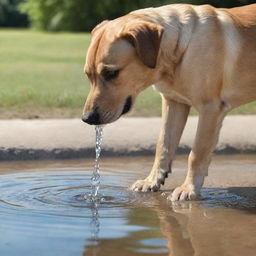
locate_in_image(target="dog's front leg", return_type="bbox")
[170,103,227,201]
[131,96,190,192]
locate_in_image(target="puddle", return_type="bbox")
[0,156,255,256]
[0,169,169,256]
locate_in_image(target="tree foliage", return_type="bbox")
[20,0,164,31]
[0,0,27,27]
[2,0,256,31]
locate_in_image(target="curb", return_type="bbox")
[0,116,255,161]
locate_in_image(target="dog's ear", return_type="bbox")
[91,20,109,35]
[120,21,164,68]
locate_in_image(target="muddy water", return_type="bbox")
[0,155,255,256]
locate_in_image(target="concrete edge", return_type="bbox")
[1,116,256,161]
[1,146,256,161]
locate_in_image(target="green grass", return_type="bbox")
[0,29,90,117]
[0,29,255,118]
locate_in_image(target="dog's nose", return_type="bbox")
[82,110,101,125]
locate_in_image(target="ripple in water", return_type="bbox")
[0,170,134,218]
[0,169,170,256]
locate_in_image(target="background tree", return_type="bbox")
[0,0,27,27]
[1,0,255,31]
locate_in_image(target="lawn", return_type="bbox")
[0,29,255,119]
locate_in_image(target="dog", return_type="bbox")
[82,4,256,201]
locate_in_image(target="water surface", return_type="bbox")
[0,155,255,256]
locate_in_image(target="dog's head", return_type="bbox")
[82,17,164,125]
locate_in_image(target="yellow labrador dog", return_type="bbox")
[82,4,256,201]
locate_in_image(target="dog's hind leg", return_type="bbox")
[130,96,190,192]
[170,102,227,201]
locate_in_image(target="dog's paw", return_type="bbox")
[168,183,200,201]
[130,178,161,192]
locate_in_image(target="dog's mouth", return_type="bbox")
[121,96,132,116]
[83,96,133,125]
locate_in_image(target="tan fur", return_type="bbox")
[83,4,256,201]
[120,21,164,68]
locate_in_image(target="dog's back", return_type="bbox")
[134,3,256,107]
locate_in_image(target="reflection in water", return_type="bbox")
[83,207,169,256]
[89,199,100,256]
[90,200,100,240]
[156,192,256,256]
[83,187,256,256]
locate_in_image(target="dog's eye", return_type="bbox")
[101,69,120,81]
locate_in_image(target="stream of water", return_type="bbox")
[85,125,104,245]
[92,125,104,198]
[84,125,104,202]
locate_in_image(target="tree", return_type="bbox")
[20,0,256,32]
[0,0,27,27]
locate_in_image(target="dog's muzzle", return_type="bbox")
[82,96,132,125]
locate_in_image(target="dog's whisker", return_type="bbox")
[101,111,110,120]
[102,111,114,123]
[106,112,118,123]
